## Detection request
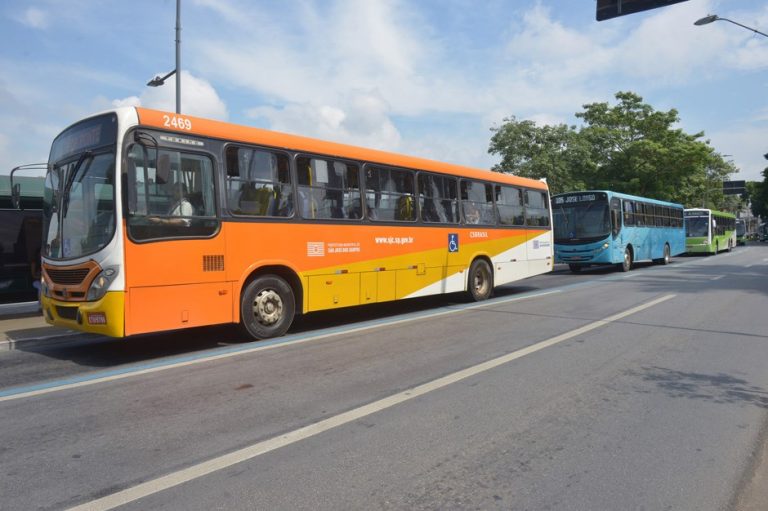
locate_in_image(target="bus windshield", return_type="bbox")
[685,216,709,238]
[736,220,746,236]
[553,199,611,243]
[43,114,117,260]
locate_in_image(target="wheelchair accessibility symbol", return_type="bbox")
[448,233,459,252]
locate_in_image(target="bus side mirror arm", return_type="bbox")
[11,183,21,210]
[10,162,48,210]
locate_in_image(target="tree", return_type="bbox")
[748,170,768,219]
[488,117,589,195]
[489,91,737,209]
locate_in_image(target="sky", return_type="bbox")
[1,0,766,184]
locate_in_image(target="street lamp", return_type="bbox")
[146,0,181,113]
[694,14,768,38]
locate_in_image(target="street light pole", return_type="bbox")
[146,0,181,114]
[694,14,768,38]
[175,0,181,114]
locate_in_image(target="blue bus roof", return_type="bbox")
[552,190,683,208]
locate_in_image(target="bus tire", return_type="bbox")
[619,247,632,272]
[654,243,670,265]
[240,275,295,340]
[727,240,733,252]
[467,259,493,301]
[568,264,582,272]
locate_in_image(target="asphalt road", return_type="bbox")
[1,244,768,510]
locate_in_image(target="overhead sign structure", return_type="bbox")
[596,0,690,21]
[722,180,746,195]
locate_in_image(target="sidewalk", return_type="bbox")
[0,301,81,349]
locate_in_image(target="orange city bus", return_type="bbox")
[34,107,553,340]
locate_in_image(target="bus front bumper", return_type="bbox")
[554,245,613,265]
[41,291,125,338]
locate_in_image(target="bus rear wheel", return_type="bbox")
[467,259,493,301]
[654,243,670,265]
[619,248,632,272]
[240,275,295,340]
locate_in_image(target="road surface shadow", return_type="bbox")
[633,366,768,409]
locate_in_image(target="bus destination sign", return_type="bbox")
[553,193,604,205]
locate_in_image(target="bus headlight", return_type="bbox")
[602,242,610,250]
[87,266,119,301]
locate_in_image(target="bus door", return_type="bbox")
[610,197,622,254]
[124,142,230,335]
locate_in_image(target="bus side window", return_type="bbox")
[297,156,361,220]
[461,180,495,225]
[226,146,293,217]
[365,166,415,222]
[418,173,458,224]
[495,185,524,226]
[623,200,634,226]
[524,190,549,227]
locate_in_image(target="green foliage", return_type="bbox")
[748,170,768,219]
[489,91,737,209]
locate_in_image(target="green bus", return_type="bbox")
[736,219,747,246]
[684,208,736,255]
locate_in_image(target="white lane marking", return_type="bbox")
[710,275,724,281]
[66,294,676,511]
[0,290,562,404]
[746,265,754,269]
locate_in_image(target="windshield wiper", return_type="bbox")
[61,151,92,216]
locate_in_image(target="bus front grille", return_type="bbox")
[46,268,91,285]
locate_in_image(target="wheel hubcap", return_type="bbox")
[474,269,489,295]
[253,289,283,325]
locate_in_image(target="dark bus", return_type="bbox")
[1,172,44,303]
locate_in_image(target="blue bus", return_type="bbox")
[552,191,685,272]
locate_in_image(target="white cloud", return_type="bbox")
[708,124,768,182]
[247,90,401,151]
[15,7,49,29]
[112,71,228,120]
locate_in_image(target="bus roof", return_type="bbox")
[133,107,548,191]
[552,190,683,208]
[684,208,736,218]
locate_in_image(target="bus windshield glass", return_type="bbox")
[684,216,709,238]
[736,220,746,236]
[553,195,611,243]
[44,114,117,260]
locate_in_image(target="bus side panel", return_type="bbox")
[224,222,534,310]
[123,228,231,336]
[127,282,233,335]
[669,228,686,257]
[526,229,553,275]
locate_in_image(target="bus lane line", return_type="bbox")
[65,293,676,511]
[0,289,563,403]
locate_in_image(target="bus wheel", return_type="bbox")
[568,264,582,272]
[468,259,493,301]
[654,244,670,265]
[619,248,632,272]
[240,275,295,340]
[727,240,733,252]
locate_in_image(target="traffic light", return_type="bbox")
[596,0,690,21]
